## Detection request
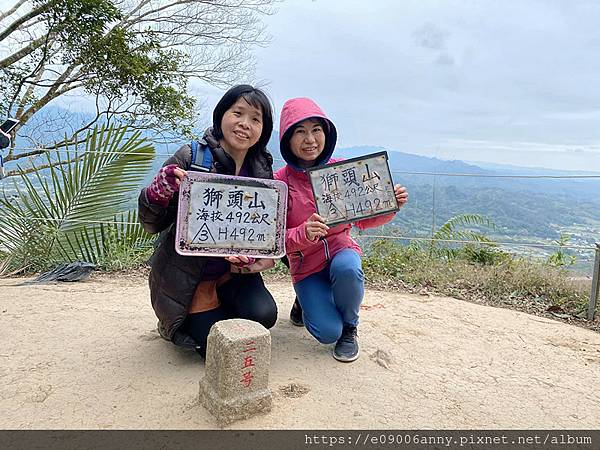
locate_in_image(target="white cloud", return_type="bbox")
[250,0,600,171]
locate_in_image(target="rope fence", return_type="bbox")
[353,234,597,251]
[1,146,598,250]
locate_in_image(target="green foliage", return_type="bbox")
[547,233,577,268]
[267,259,291,277]
[0,125,155,273]
[408,213,497,259]
[456,244,511,266]
[95,214,154,271]
[77,23,194,133]
[362,240,418,280]
[361,239,589,316]
[40,0,121,54]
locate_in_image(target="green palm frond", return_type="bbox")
[426,213,497,258]
[0,125,155,272]
[432,214,495,241]
[38,125,153,232]
[53,210,154,263]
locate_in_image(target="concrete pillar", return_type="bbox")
[199,319,272,425]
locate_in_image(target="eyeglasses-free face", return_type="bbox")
[289,119,325,165]
[220,97,263,155]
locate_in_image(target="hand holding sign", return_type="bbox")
[307,151,400,225]
[173,167,187,183]
[225,255,255,266]
[304,213,329,241]
[394,184,408,206]
[146,164,188,207]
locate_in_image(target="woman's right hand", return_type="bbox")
[305,213,329,241]
[146,164,187,207]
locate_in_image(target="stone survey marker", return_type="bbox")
[307,151,398,226]
[199,319,272,425]
[176,172,287,257]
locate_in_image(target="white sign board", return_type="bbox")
[176,172,287,257]
[307,151,398,226]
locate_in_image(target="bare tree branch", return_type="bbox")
[0,35,49,69]
[120,0,192,25]
[119,0,151,23]
[0,1,54,42]
[4,148,47,162]
[7,29,57,117]
[5,155,84,177]
[61,93,109,141]
[15,14,46,32]
[18,64,78,127]
[0,0,27,23]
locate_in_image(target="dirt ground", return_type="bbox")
[1,273,599,429]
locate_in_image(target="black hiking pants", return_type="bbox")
[182,272,277,358]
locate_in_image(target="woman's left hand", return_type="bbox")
[394,184,409,207]
[225,255,256,267]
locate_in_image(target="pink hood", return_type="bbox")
[275,98,396,282]
[279,97,337,170]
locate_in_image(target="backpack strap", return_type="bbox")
[189,140,213,172]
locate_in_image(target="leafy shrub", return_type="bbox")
[547,233,577,268]
[457,244,511,265]
[361,239,588,316]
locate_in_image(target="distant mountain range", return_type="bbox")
[264,137,600,266]
[5,119,599,269]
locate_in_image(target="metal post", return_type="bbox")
[587,243,600,321]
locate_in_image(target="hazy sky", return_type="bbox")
[199,0,600,171]
[4,0,600,171]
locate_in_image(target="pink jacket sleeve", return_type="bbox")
[285,223,320,253]
[275,167,320,253]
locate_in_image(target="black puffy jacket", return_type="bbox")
[138,129,274,347]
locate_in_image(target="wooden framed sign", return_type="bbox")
[176,172,287,258]
[306,151,398,226]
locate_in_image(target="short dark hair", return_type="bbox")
[212,85,273,153]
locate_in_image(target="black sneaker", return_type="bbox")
[333,326,359,362]
[289,298,304,327]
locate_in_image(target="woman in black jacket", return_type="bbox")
[138,85,277,358]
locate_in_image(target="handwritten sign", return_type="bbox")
[176,172,287,257]
[307,151,398,226]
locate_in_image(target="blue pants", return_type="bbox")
[293,248,364,344]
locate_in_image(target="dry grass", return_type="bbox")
[360,241,599,332]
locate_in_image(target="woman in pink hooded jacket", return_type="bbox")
[275,98,408,362]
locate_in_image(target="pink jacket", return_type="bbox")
[275,163,395,282]
[276,98,396,283]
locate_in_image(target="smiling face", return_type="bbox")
[288,119,325,166]
[219,97,263,155]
